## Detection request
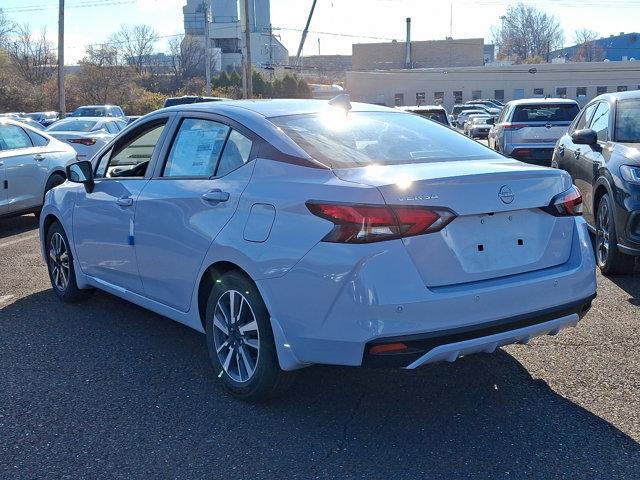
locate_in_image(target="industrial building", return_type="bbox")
[550,32,640,62]
[346,61,640,111]
[182,0,288,72]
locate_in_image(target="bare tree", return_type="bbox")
[573,28,605,62]
[73,43,133,105]
[492,3,564,63]
[4,24,56,85]
[0,8,15,45]
[168,35,205,82]
[110,24,158,75]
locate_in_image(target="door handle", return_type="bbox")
[34,154,46,161]
[116,197,134,207]
[202,190,230,204]
[575,148,581,160]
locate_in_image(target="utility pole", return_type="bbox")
[57,0,65,118]
[204,0,212,96]
[268,23,274,81]
[295,0,317,66]
[239,0,252,98]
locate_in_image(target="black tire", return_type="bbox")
[205,271,296,402]
[45,221,93,302]
[36,173,65,219]
[595,193,635,275]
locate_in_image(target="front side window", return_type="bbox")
[270,111,501,169]
[615,98,640,143]
[0,124,33,150]
[571,102,599,133]
[163,118,229,177]
[588,102,610,141]
[96,121,166,178]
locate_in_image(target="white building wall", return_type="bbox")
[347,62,640,111]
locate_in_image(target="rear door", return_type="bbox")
[0,123,49,213]
[134,114,256,312]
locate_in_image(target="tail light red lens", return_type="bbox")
[306,201,456,243]
[542,185,583,216]
[68,138,96,146]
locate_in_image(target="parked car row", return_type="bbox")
[35,96,596,401]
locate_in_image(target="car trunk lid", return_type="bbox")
[333,159,575,287]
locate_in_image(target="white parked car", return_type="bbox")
[46,117,127,161]
[0,118,76,219]
[456,109,487,129]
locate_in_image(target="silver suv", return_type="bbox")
[488,98,580,166]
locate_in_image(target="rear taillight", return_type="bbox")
[68,138,96,146]
[504,124,527,131]
[542,185,583,216]
[306,202,456,243]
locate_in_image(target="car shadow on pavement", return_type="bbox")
[0,214,38,239]
[1,289,639,479]
[608,273,640,305]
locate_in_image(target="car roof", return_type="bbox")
[160,98,393,118]
[507,98,579,106]
[594,90,640,103]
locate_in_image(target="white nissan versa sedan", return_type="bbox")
[39,97,597,401]
[0,118,76,219]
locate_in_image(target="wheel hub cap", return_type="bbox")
[212,290,260,383]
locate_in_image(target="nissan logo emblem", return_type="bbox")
[498,185,515,204]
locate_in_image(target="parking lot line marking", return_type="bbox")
[0,233,39,249]
[0,295,15,306]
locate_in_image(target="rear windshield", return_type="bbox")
[270,111,500,168]
[48,120,98,132]
[616,99,640,143]
[72,107,106,117]
[512,103,579,123]
[412,110,449,125]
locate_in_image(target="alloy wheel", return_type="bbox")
[596,200,610,266]
[49,232,70,291]
[212,290,260,383]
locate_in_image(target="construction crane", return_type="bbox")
[294,0,318,66]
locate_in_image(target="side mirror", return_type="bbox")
[66,160,94,193]
[487,117,495,125]
[571,128,598,146]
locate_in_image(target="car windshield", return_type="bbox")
[72,107,106,117]
[270,111,500,168]
[512,103,579,122]
[615,99,640,143]
[48,120,98,132]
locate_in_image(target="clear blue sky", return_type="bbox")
[2,0,639,64]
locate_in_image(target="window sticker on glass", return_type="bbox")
[164,119,230,177]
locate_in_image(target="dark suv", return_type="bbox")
[552,91,640,274]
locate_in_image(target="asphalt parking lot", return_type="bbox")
[1,214,639,479]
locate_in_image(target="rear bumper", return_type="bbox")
[505,144,556,166]
[258,218,596,370]
[363,295,593,368]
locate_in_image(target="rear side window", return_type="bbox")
[105,122,119,134]
[28,131,49,147]
[270,111,501,168]
[414,110,448,125]
[216,130,253,176]
[512,104,579,122]
[163,118,229,177]
[572,102,599,132]
[0,124,33,150]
